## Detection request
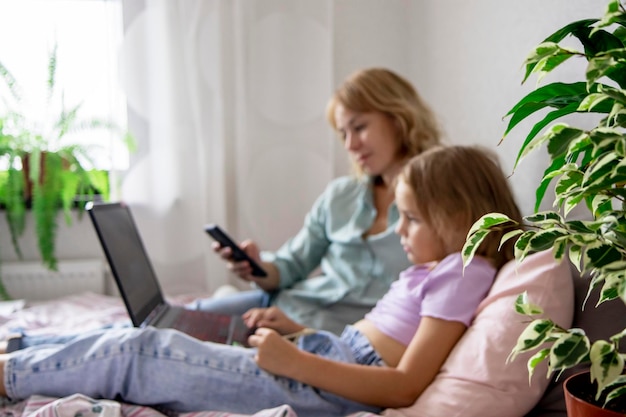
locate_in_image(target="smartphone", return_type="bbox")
[204,224,267,277]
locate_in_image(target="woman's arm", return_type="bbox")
[249,261,281,291]
[251,317,466,408]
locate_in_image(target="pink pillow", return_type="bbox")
[383,250,574,417]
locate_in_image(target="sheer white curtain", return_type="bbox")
[118,0,413,295]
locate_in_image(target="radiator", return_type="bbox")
[0,259,106,301]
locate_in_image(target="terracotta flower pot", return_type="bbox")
[564,371,626,417]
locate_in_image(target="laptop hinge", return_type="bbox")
[143,303,169,327]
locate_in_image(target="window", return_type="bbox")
[0,0,128,171]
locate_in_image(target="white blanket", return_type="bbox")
[0,292,378,417]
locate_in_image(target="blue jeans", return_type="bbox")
[187,289,272,315]
[5,325,384,417]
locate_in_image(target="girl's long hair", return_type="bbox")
[398,145,523,269]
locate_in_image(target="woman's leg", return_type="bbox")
[187,289,271,315]
[3,323,132,353]
[1,326,381,417]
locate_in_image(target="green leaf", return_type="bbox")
[567,220,596,234]
[582,152,619,189]
[574,24,623,57]
[599,84,626,106]
[578,92,611,111]
[549,330,590,372]
[555,170,584,202]
[546,126,588,159]
[610,328,626,344]
[468,213,515,234]
[607,101,626,127]
[591,194,612,216]
[605,383,626,408]
[613,25,626,44]
[511,319,555,359]
[598,0,622,23]
[33,153,64,271]
[525,211,564,224]
[536,155,567,211]
[533,52,575,84]
[585,243,623,269]
[523,19,597,81]
[0,60,22,101]
[514,232,535,262]
[552,238,568,260]
[462,229,489,267]
[569,245,583,271]
[528,349,550,383]
[3,163,26,258]
[589,340,624,400]
[46,44,57,101]
[499,229,524,250]
[564,194,586,217]
[598,273,625,303]
[503,82,588,136]
[464,213,519,265]
[527,229,569,252]
[587,56,618,88]
[514,292,544,315]
[523,42,560,66]
[514,103,583,170]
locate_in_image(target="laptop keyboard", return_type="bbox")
[172,310,232,343]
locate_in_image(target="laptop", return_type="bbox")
[86,201,254,347]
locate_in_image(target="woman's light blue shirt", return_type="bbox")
[262,175,411,334]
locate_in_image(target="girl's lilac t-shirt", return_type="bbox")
[363,253,496,346]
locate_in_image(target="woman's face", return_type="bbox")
[394,179,446,265]
[334,104,403,178]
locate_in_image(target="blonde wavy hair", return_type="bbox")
[326,68,441,176]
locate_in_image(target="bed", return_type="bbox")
[0,251,579,417]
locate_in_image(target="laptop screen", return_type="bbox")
[87,202,164,326]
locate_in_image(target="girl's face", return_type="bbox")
[394,179,447,265]
[333,104,404,179]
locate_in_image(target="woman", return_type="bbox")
[193,68,441,334]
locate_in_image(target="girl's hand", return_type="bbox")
[212,240,262,282]
[249,327,302,377]
[243,307,305,335]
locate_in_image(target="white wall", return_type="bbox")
[409,0,600,216]
[1,0,604,295]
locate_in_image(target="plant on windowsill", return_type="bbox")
[0,45,134,300]
[463,0,626,415]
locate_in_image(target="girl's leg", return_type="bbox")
[187,289,271,315]
[2,326,381,417]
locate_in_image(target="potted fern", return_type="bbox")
[0,45,133,298]
[463,0,626,414]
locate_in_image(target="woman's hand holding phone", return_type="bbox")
[205,224,268,278]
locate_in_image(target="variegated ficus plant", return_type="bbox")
[462,0,626,410]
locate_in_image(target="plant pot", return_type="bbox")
[564,371,626,417]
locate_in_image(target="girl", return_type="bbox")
[195,68,441,335]
[0,145,523,417]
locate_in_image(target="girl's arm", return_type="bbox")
[243,307,306,335]
[251,317,467,408]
